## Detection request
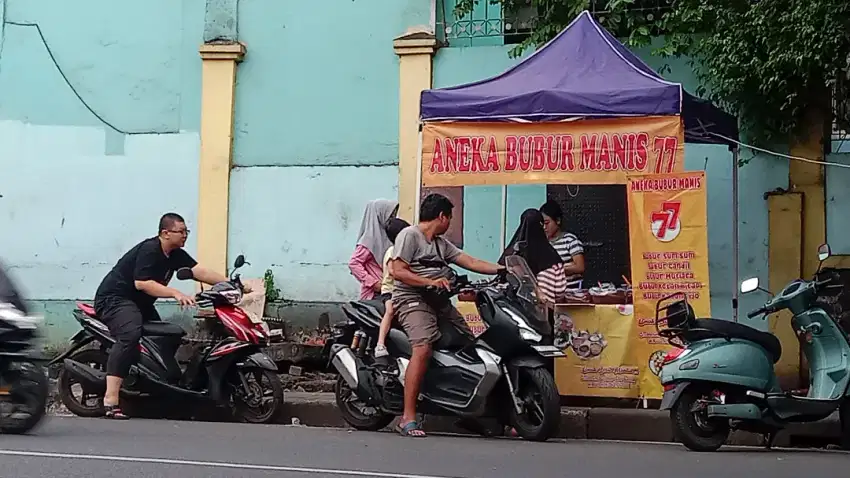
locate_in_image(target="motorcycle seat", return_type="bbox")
[142,321,186,337]
[690,318,782,363]
[359,299,387,318]
[76,302,185,337]
[352,300,470,354]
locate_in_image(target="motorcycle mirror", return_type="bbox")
[176,267,194,281]
[817,243,831,262]
[233,255,246,269]
[740,277,760,294]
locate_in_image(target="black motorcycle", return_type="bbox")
[0,264,49,434]
[328,255,565,441]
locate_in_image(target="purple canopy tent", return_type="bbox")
[418,11,743,319]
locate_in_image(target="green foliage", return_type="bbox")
[263,269,281,302]
[453,0,850,145]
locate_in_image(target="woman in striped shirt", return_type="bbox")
[540,200,585,289]
[498,209,568,304]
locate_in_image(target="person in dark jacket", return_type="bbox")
[0,260,28,315]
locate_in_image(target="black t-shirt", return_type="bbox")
[95,237,198,307]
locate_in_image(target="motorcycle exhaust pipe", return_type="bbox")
[330,343,360,389]
[63,359,107,394]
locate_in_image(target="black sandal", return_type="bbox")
[104,405,129,420]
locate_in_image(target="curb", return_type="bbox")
[46,391,842,447]
[280,393,841,446]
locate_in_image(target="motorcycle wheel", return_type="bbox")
[508,368,561,442]
[57,349,107,417]
[232,368,284,424]
[334,376,393,431]
[671,387,730,452]
[0,361,48,434]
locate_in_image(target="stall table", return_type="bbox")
[549,303,664,399]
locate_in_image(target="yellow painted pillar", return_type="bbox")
[767,193,803,389]
[197,42,245,275]
[788,108,828,277]
[775,106,828,387]
[394,30,438,222]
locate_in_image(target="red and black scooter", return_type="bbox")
[49,255,284,423]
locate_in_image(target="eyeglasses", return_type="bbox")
[168,229,190,236]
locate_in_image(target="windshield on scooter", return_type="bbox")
[503,255,547,324]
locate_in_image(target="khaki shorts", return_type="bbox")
[396,300,472,347]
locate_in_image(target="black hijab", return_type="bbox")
[498,209,563,275]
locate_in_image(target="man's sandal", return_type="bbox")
[104,405,129,420]
[397,421,426,437]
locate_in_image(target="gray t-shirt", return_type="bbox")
[391,225,462,305]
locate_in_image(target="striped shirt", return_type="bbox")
[536,263,568,303]
[550,232,584,287]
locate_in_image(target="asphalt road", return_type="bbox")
[0,416,846,478]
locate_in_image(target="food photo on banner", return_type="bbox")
[418,10,736,401]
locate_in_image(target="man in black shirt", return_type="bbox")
[95,212,242,419]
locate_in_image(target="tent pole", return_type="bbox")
[499,185,507,251]
[414,126,423,223]
[731,145,740,322]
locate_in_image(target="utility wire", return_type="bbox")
[710,132,850,169]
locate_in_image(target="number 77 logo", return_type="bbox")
[650,201,681,242]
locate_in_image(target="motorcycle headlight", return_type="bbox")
[505,309,542,343]
[221,289,243,305]
[519,328,542,343]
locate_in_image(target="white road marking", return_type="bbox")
[0,449,462,478]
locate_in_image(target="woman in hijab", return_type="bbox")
[348,199,399,300]
[498,209,568,303]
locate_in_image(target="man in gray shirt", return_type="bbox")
[390,193,503,437]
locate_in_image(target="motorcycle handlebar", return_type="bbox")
[424,273,504,297]
[747,307,769,319]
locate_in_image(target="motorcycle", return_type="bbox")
[656,243,850,452]
[0,272,49,434]
[50,255,284,424]
[328,255,565,442]
[0,302,48,434]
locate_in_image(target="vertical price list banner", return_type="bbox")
[627,171,711,399]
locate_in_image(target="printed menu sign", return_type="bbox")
[627,171,711,398]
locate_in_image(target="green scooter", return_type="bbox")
[656,243,850,452]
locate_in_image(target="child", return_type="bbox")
[374,217,411,358]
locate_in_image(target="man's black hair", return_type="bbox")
[539,199,563,223]
[159,213,186,233]
[419,193,454,222]
[386,217,411,243]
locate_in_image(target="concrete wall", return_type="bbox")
[826,151,850,254]
[432,44,790,326]
[226,0,430,302]
[0,0,204,343]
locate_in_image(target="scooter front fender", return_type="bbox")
[237,352,278,372]
[660,338,776,392]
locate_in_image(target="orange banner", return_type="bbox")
[627,171,711,398]
[421,116,685,187]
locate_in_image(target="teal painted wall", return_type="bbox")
[227,0,430,301]
[0,0,205,344]
[432,44,790,328]
[826,151,850,254]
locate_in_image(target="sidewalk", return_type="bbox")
[281,392,842,447]
[45,390,842,447]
